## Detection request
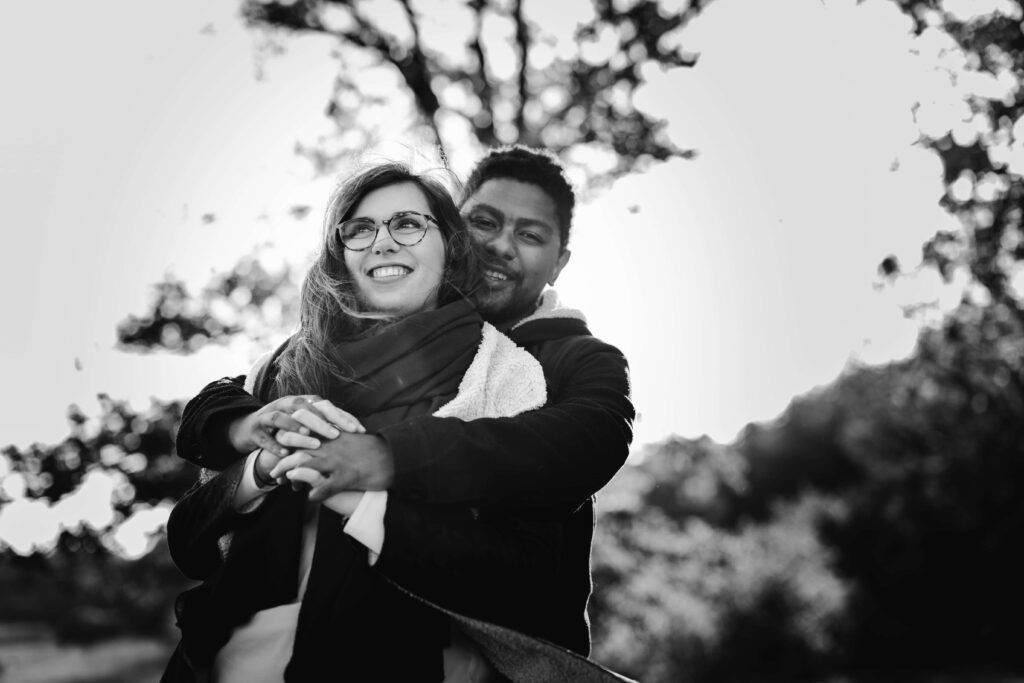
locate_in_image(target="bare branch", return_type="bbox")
[397,0,445,151]
[466,0,498,145]
[512,0,529,140]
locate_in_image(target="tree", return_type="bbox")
[885,1,1023,311]
[0,253,299,642]
[241,0,705,185]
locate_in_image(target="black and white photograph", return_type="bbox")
[1,0,1022,681]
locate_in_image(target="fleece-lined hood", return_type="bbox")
[509,289,591,346]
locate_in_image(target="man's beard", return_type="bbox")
[476,284,537,329]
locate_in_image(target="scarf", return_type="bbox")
[209,299,484,681]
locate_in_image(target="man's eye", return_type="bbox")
[519,231,542,244]
[469,216,498,230]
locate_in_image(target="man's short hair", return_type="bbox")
[461,145,575,250]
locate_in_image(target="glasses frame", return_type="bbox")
[335,210,438,252]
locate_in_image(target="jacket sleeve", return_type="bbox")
[166,458,248,580]
[380,337,634,509]
[176,376,263,469]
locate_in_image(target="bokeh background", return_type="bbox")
[2,0,1024,681]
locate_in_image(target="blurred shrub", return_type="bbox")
[592,447,849,683]
[1,396,197,643]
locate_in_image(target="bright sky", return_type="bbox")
[2,0,1011,479]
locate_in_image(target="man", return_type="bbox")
[174,145,634,676]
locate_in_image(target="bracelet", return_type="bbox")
[253,449,277,489]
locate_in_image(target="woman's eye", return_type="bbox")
[395,219,420,231]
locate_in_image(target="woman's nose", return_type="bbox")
[370,227,399,254]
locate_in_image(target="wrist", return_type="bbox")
[252,449,277,488]
[367,435,394,489]
[226,414,253,453]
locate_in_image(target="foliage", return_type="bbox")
[818,306,1024,670]
[241,0,704,185]
[116,252,301,355]
[592,461,849,683]
[887,1,1023,305]
[0,396,197,642]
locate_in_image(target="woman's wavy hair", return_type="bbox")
[273,162,480,399]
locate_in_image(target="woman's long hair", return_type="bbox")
[273,162,480,399]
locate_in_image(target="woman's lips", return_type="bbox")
[368,265,412,280]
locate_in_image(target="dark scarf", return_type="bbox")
[204,299,483,681]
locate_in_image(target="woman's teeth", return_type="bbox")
[370,266,411,279]
[483,269,509,281]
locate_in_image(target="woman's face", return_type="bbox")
[342,182,446,317]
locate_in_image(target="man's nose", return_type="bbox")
[482,226,516,260]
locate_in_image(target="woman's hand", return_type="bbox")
[227,396,365,458]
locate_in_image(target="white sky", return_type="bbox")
[0,0,1006,461]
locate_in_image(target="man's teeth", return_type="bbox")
[370,266,410,279]
[484,269,510,281]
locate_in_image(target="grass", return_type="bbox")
[0,623,173,683]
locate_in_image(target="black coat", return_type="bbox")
[167,311,635,682]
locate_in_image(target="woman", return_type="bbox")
[161,162,600,682]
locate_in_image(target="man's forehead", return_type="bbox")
[464,178,558,225]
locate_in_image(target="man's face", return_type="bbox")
[462,178,571,330]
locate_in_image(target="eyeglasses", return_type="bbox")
[336,211,438,251]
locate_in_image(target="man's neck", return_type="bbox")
[487,298,543,333]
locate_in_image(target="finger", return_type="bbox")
[311,400,366,434]
[307,483,342,503]
[260,411,313,439]
[269,451,314,479]
[291,408,341,440]
[285,467,325,487]
[275,430,321,450]
[251,430,290,459]
[283,455,337,476]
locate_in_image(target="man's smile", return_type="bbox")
[482,268,511,282]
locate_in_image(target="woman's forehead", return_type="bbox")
[353,182,430,218]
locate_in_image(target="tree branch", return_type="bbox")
[466,0,498,145]
[512,0,530,141]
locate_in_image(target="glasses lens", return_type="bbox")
[339,219,377,249]
[388,213,429,245]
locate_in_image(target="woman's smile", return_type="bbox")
[368,264,413,280]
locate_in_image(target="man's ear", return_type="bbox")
[548,249,571,285]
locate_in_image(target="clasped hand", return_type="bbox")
[234,395,393,515]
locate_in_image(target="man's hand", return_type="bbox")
[268,433,395,500]
[226,396,363,458]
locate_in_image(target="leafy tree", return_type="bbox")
[591,452,849,683]
[0,252,297,641]
[886,1,1023,309]
[0,396,195,641]
[117,251,301,355]
[241,0,705,184]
